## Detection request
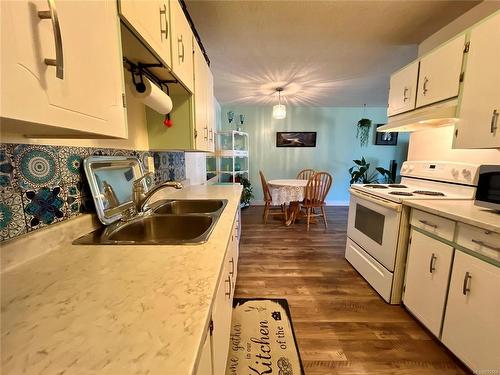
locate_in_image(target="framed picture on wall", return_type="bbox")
[375,124,398,145]
[276,132,317,147]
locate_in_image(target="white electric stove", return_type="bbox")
[345,161,479,304]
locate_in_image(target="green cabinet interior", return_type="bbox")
[146,93,195,150]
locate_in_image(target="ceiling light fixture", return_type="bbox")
[272,88,286,119]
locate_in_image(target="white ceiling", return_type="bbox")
[185,0,480,106]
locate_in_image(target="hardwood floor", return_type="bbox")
[234,206,469,375]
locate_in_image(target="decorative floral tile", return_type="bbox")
[0,144,15,188]
[134,151,152,172]
[57,146,90,184]
[63,183,84,218]
[12,144,61,191]
[0,188,27,241]
[22,186,66,231]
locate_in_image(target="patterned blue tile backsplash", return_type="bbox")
[0,143,185,242]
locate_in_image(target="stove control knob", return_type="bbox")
[462,169,471,180]
[451,168,459,179]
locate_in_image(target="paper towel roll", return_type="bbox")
[131,77,173,114]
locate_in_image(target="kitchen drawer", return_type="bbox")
[456,222,500,262]
[411,210,456,242]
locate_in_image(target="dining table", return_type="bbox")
[267,179,309,226]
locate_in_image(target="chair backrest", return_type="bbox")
[259,170,272,202]
[297,169,315,180]
[304,172,333,206]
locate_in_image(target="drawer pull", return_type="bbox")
[429,253,437,274]
[419,219,438,229]
[462,272,472,296]
[491,109,499,134]
[471,239,500,252]
[225,276,232,297]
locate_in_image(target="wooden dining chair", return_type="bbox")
[259,170,287,224]
[301,172,333,231]
[296,169,316,180]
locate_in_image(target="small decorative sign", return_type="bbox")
[375,124,398,145]
[276,132,317,147]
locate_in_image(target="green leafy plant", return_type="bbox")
[236,174,254,207]
[348,157,393,184]
[356,118,372,147]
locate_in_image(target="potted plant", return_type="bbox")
[235,174,254,208]
[356,118,372,147]
[348,157,393,184]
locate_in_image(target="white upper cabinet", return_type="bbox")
[193,41,209,151]
[442,251,500,373]
[403,230,454,337]
[388,61,419,116]
[416,34,466,108]
[170,0,194,92]
[0,0,127,138]
[119,0,172,69]
[454,12,500,149]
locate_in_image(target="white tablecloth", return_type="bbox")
[268,179,308,205]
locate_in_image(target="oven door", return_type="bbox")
[347,189,402,271]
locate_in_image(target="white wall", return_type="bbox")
[408,4,500,165]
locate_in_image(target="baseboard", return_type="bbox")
[251,200,349,206]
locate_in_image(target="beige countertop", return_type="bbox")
[1,184,242,375]
[404,200,500,233]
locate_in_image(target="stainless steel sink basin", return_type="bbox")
[107,215,213,243]
[73,199,228,245]
[151,199,225,214]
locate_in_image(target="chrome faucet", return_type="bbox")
[132,172,183,213]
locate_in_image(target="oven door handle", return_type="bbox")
[349,188,402,212]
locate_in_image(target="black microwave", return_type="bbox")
[475,165,500,211]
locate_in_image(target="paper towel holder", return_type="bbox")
[124,58,178,95]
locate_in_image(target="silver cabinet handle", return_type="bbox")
[209,128,213,142]
[422,76,429,95]
[229,258,234,276]
[462,272,472,295]
[203,126,208,141]
[471,239,500,252]
[38,0,64,79]
[419,219,438,229]
[403,87,409,102]
[225,276,232,297]
[159,4,168,41]
[429,253,437,274]
[490,109,499,134]
[178,35,185,62]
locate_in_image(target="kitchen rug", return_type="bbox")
[226,298,305,375]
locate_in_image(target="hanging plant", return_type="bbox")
[356,118,372,147]
[356,104,372,147]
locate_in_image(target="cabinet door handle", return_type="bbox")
[462,272,472,295]
[422,76,429,95]
[429,253,437,274]
[160,4,169,41]
[209,129,213,142]
[178,35,185,62]
[38,0,64,79]
[403,87,409,102]
[229,258,234,276]
[471,239,500,252]
[225,276,232,297]
[418,219,438,229]
[490,109,499,134]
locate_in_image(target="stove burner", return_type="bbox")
[388,184,408,188]
[389,191,414,196]
[413,190,446,196]
[364,184,389,189]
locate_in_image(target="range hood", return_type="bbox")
[377,98,459,133]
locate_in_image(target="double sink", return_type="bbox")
[74,199,227,245]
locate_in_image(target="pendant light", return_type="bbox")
[272,88,286,119]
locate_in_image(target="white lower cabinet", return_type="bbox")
[403,230,453,337]
[196,214,239,375]
[195,331,213,375]
[441,251,500,373]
